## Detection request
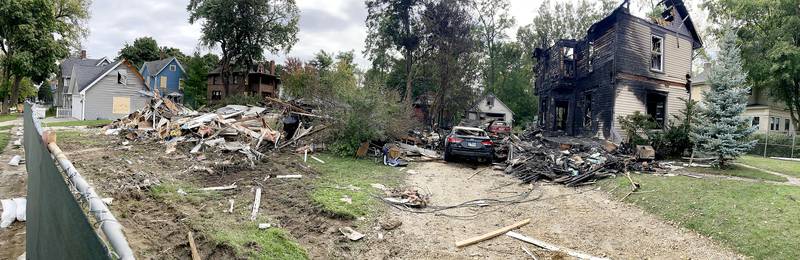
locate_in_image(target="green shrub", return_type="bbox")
[329,86,411,156]
[618,98,699,158]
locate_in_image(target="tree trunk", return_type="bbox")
[7,76,22,114]
[404,48,413,105]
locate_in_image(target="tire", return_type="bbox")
[443,149,453,162]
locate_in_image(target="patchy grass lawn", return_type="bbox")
[738,155,800,178]
[602,174,800,259]
[150,182,309,259]
[0,114,19,123]
[55,130,106,147]
[688,165,787,182]
[44,119,112,127]
[0,125,13,154]
[308,154,403,219]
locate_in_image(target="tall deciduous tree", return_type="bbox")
[691,26,756,168]
[188,0,299,97]
[422,0,479,127]
[365,0,424,104]
[704,0,800,131]
[118,36,160,67]
[183,52,218,108]
[0,0,85,113]
[516,0,616,52]
[471,0,513,90]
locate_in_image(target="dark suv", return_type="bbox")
[443,126,494,163]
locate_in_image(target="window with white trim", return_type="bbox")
[651,35,664,72]
[169,64,176,71]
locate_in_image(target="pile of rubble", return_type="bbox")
[103,95,326,166]
[503,129,670,186]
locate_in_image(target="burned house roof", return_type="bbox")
[587,0,702,49]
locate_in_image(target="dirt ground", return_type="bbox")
[17,126,744,259]
[350,161,743,259]
[0,122,27,260]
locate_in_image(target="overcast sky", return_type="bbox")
[83,0,707,69]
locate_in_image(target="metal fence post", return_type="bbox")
[792,133,796,158]
[764,131,769,157]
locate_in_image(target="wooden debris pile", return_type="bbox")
[504,129,670,186]
[103,95,328,165]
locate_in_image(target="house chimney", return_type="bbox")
[80,50,87,59]
[269,60,275,75]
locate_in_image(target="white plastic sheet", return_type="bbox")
[1,198,26,228]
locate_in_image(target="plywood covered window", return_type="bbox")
[112,97,130,114]
[651,35,664,72]
[160,76,168,93]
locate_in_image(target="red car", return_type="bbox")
[487,121,511,135]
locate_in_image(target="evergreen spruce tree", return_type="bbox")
[691,25,756,168]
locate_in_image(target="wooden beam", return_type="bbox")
[455,218,531,248]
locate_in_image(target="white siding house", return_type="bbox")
[466,94,515,126]
[67,60,151,120]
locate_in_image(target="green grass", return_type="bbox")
[0,125,13,154]
[738,155,800,178]
[44,119,112,127]
[150,182,309,259]
[308,154,402,219]
[208,224,308,259]
[55,130,106,147]
[0,114,19,123]
[688,165,788,182]
[602,175,800,259]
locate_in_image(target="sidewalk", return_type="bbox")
[0,121,27,259]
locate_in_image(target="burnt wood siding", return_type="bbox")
[616,17,693,83]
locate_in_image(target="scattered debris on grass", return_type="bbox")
[339,227,365,241]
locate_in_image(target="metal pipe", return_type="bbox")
[30,109,135,260]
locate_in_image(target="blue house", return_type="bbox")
[140,57,185,100]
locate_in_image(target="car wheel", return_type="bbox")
[444,150,452,162]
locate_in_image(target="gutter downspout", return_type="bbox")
[81,93,86,120]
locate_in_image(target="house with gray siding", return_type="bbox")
[465,94,514,127]
[66,59,151,120]
[54,50,111,110]
[534,0,701,141]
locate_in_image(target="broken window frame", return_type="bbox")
[211,90,222,101]
[651,35,664,72]
[645,91,667,129]
[786,119,791,132]
[583,92,593,128]
[752,117,760,128]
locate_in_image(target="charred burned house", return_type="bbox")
[534,0,701,140]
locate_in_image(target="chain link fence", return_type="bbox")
[747,132,800,158]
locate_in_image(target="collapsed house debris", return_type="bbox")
[502,128,674,186]
[103,94,329,166]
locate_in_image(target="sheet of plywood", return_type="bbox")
[112,96,130,114]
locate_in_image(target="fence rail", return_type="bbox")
[24,102,134,259]
[56,107,72,118]
[747,132,800,158]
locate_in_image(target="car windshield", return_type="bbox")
[453,128,487,137]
